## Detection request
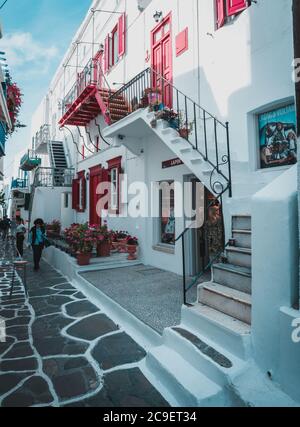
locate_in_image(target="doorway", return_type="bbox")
[185,176,224,277]
[151,13,173,107]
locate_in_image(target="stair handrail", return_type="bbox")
[108,67,232,198]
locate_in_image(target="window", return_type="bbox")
[258,104,297,169]
[107,156,122,214]
[72,171,86,212]
[64,193,69,209]
[110,168,118,210]
[104,14,126,73]
[216,0,248,29]
[159,181,175,246]
[111,26,119,67]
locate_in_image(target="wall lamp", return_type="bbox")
[153,10,163,23]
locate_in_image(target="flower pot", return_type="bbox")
[76,252,91,266]
[179,128,189,139]
[118,238,127,253]
[111,241,119,252]
[127,245,138,260]
[97,241,111,257]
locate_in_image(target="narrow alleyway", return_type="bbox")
[0,252,169,407]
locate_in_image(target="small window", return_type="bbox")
[258,104,297,169]
[216,0,248,29]
[111,26,119,67]
[110,167,118,210]
[159,181,175,246]
[64,193,69,209]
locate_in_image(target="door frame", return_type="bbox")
[151,12,173,105]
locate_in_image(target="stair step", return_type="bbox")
[146,346,224,406]
[161,128,178,137]
[198,282,251,324]
[226,246,251,268]
[181,304,251,360]
[232,215,251,231]
[180,147,192,154]
[170,138,184,145]
[212,263,251,294]
[190,157,203,164]
[232,229,251,249]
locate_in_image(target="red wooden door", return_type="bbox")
[151,14,173,107]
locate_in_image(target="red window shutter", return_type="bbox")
[72,179,79,210]
[176,28,188,56]
[227,0,248,17]
[104,34,110,73]
[118,13,126,57]
[216,0,226,28]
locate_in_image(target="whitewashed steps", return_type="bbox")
[226,246,251,268]
[212,263,251,294]
[232,215,251,231]
[198,282,251,325]
[162,327,245,388]
[232,229,252,249]
[181,303,251,360]
[145,345,225,407]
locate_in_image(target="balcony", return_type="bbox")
[59,58,104,128]
[20,150,41,172]
[34,124,50,154]
[11,177,28,190]
[33,167,74,188]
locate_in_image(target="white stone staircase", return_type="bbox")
[103,108,230,198]
[197,214,252,325]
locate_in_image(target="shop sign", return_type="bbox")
[162,158,184,169]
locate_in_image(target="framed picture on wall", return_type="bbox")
[258,104,297,169]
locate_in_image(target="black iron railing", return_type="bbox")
[109,68,233,304]
[109,67,232,198]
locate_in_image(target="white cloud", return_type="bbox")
[1,32,59,74]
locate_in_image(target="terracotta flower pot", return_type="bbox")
[76,252,91,266]
[97,241,111,257]
[127,244,138,260]
[179,128,189,139]
[118,238,128,253]
[111,241,119,252]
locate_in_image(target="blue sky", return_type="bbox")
[1,0,91,177]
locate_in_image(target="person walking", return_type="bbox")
[0,216,11,240]
[16,217,26,258]
[28,218,47,271]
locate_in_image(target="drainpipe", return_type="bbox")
[293,0,300,309]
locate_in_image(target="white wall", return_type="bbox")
[252,165,300,401]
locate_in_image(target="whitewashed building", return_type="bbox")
[23,0,300,405]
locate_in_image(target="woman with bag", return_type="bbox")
[28,218,48,271]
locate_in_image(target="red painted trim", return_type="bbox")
[176,28,188,57]
[94,91,112,125]
[76,171,87,213]
[227,0,247,17]
[118,13,126,57]
[107,156,122,214]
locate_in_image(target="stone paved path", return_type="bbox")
[0,253,169,407]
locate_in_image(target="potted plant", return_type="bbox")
[46,220,61,239]
[94,224,112,257]
[126,236,139,260]
[115,230,129,253]
[178,111,194,139]
[111,232,120,252]
[65,223,95,265]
